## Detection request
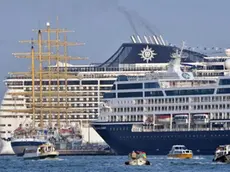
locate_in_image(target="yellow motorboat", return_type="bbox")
[167,145,193,159]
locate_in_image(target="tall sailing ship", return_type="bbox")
[0,21,228,154]
[92,44,230,155]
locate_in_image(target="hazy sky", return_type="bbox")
[0,0,230,99]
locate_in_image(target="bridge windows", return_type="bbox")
[117,83,142,90]
[145,91,163,97]
[165,89,214,96]
[118,92,143,98]
[217,88,230,94]
[144,82,160,88]
[219,79,230,85]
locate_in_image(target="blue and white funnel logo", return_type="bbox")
[139,45,157,63]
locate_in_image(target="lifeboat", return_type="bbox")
[193,114,209,125]
[157,115,171,123]
[174,114,188,125]
[59,128,73,137]
[168,145,193,159]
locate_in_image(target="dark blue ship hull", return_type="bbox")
[92,123,230,155]
[11,140,47,156]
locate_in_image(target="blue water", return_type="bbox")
[0,155,229,172]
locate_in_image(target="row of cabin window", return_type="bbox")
[113,104,230,113]
[24,80,114,86]
[25,87,109,91]
[114,107,143,113]
[194,104,230,110]
[1,104,24,107]
[34,114,98,119]
[26,98,99,102]
[144,97,189,104]
[147,106,189,111]
[27,103,99,108]
[109,115,143,122]
[136,96,230,105]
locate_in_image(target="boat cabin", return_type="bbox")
[169,145,192,154]
[215,145,230,157]
[38,143,56,154]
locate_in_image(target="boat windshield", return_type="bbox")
[173,150,191,154]
[174,146,186,150]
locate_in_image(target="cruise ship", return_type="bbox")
[0,22,226,154]
[92,45,230,155]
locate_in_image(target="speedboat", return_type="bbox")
[213,145,230,163]
[23,142,59,160]
[168,145,193,159]
[125,151,151,165]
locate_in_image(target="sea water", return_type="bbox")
[0,155,228,172]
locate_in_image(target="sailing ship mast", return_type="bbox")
[31,40,35,129]
[1,20,87,131]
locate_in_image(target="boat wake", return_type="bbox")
[192,156,204,159]
[36,157,63,161]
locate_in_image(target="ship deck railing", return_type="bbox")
[132,126,230,132]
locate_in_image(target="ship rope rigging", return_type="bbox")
[1,18,87,135]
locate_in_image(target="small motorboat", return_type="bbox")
[213,145,230,163]
[125,151,151,166]
[168,145,193,159]
[23,142,59,160]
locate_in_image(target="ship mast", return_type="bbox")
[64,32,69,125]
[56,17,61,130]
[2,20,87,132]
[31,40,35,128]
[46,22,52,127]
[38,30,44,129]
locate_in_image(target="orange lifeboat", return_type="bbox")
[157,115,171,123]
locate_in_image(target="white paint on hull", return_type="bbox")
[0,139,14,154]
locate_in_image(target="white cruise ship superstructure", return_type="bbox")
[0,22,228,154]
[92,47,230,155]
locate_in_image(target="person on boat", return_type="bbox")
[131,151,137,159]
[40,147,45,154]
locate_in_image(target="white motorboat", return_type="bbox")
[23,142,59,160]
[213,145,230,163]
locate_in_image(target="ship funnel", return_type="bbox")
[137,35,142,43]
[159,35,166,46]
[144,36,149,43]
[156,36,163,45]
[153,35,159,45]
[130,35,137,43]
[149,36,154,44]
